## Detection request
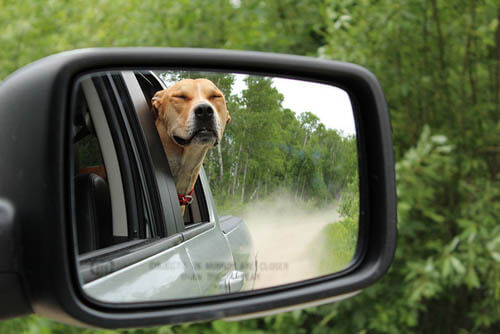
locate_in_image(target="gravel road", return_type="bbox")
[240,196,341,289]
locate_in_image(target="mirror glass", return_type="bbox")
[71,70,359,303]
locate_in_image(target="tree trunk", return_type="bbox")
[250,185,258,201]
[205,149,213,184]
[217,141,224,193]
[431,0,446,72]
[300,176,307,200]
[264,176,268,197]
[422,2,430,125]
[303,130,309,148]
[430,0,451,108]
[493,6,500,110]
[295,175,301,199]
[463,0,477,106]
[240,152,249,202]
[232,141,243,195]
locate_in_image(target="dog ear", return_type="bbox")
[151,90,166,120]
[226,111,231,125]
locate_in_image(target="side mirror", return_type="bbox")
[0,48,396,328]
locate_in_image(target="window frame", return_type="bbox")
[90,74,144,241]
[128,71,213,230]
[122,71,185,235]
[109,73,166,238]
[183,177,211,227]
[74,73,165,276]
[78,77,130,241]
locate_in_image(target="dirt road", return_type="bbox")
[241,196,341,289]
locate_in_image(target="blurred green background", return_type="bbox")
[1,0,499,333]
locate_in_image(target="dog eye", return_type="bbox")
[210,95,222,99]
[173,95,188,100]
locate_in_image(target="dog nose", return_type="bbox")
[194,104,214,120]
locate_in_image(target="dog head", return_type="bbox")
[152,78,231,148]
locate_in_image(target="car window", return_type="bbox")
[183,177,210,226]
[133,72,211,229]
[72,75,158,257]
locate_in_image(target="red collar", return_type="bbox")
[178,189,194,206]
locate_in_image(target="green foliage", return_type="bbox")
[305,128,500,334]
[320,0,500,164]
[312,174,360,273]
[312,217,358,273]
[0,0,326,81]
[338,173,359,219]
[317,1,500,330]
[2,0,500,332]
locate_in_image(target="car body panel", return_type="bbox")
[83,243,201,302]
[220,215,257,291]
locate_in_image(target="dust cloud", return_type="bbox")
[239,193,343,289]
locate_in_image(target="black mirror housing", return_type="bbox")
[0,48,397,328]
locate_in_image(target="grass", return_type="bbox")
[309,215,359,274]
[213,195,248,217]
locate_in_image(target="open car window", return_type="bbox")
[133,71,211,229]
[183,177,210,227]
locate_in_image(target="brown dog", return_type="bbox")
[152,78,230,214]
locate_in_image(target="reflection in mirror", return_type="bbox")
[71,70,359,303]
